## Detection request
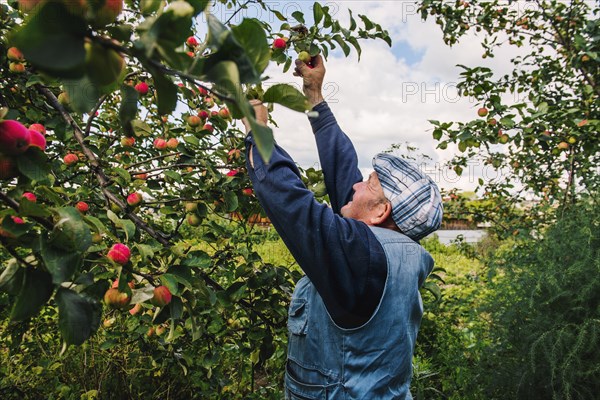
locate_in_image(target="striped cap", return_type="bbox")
[372,153,443,241]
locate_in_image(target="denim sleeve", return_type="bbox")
[245,134,386,328]
[310,102,364,214]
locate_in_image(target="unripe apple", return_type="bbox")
[103,288,131,309]
[487,118,497,126]
[498,133,509,144]
[186,36,198,47]
[151,286,172,307]
[0,120,31,155]
[242,188,253,196]
[203,123,214,133]
[198,110,209,120]
[272,38,287,49]
[184,202,198,212]
[567,136,577,144]
[107,243,131,265]
[187,115,202,127]
[227,148,241,161]
[127,192,143,207]
[134,82,149,96]
[0,155,18,181]
[298,51,312,64]
[22,192,37,202]
[7,47,24,62]
[477,107,488,117]
[155,324,167,336]
[187,213,201,226]
[146,326,155,337]
[129,303,142,316]
[63,153,79,166]
[28,129,46,151]
[218,108,231,119]
[29,123,46,135]
[166,138,179,149]
[204,97,215,108]
[58,91,70,107]
[94,0,123,27]
[75,201,89,213]
[9,62,25,73]
[121,136,135,147]
[18,0,43,13]
[153,138,167,150]
[84,41,124,86]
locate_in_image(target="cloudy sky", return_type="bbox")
[204,1,530,193]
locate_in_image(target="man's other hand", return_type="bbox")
[242,100,268,134]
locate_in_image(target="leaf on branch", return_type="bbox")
[56,288,101,345]
[0,259,25,296]
[41,234,84,285]
[10,267,54,321]
[263,84,311,113]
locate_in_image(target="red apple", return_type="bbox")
[107,243,131,265]
[186,36,198,47]
[272,38,287,49]
[198,110,209,120]
[28,129,46,151]
[226,169,239,177]
[29,123,46,135]
[557,141,569,150]
[197,86,209,96]
[111,279,136,289]
[227,149,241,161]
[127,192,143,207]
[134,82,149,96]
[477,107,489,117]
[153,138,167,150]
[133,173,148,180]
[151,286,172,307]
[242,188,253,196]
[0,120,31,155]
[63,153,79,166]
[129,303,142,316]
[204,97,215,108]
[166,138,179,149]
[7,47,24,62]
[22,192,36,202]
[0,155,18,180]
[203,123,214,133]
[103,288,131,309]
[75,201,89,213]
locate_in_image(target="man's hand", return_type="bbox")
[293,54,325,108]
[242,100,268,134]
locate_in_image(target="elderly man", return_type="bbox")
[243,55,443,399]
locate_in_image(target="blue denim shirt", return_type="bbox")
[245,102,434,398]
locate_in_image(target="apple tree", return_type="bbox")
[419,0,599,236]
[0,0,390,396]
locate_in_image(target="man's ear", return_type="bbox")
[369,201,392,226]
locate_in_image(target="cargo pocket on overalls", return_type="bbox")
[287,299,308,336]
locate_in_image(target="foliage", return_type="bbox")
[419,0,599,235]
[0,0,391,397]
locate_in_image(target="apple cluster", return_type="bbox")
[0,119,47,181]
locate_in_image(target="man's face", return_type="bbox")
[341,172,388,224]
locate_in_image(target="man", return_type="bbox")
[242,55,443,399]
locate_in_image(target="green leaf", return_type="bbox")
[0,259,25,296]
[183,251,212,268]
[136,244,155,263]
[49,207,92,253]
[292,11,305,24]
[313,2,324,25]
[19,198,51,218]
[264,84,311,113]
[107,210,137,241]
[131,285,155,304]
[63,76,101,114]
[186,0,211,15]
[347,37,361,61]
[148,69,178,115]
[223,191,239,212]
[349,9,357,31]
[421,281,442,302]
[131,120,153,137]
[11,267,54,321]
[17,147,51,184]
[359,14,374,30]
[231,19,271,77]
[9,1,86,78]
[332,35,351,57]
[56,288,101,345]
[41,235,83,285]
[165,266,194,289]
[160,274,179,295]
[119,84,139,136]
